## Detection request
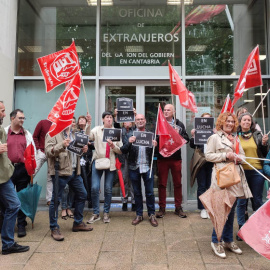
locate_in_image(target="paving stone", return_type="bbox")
[101,231,134,251]
[133,264,168,270]
[95,251,132,269]
[237,252,270,269]
[168,251,205,269]
[205,264,244,270]
[133,248,167,264]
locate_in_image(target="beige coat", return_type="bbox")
[89,126,122,171]
[45,132,81,176]
[205,130,252,199]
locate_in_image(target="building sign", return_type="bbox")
[101,5,181,66]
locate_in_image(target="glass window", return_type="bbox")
[101,0,181,67]
[185,1,267,75]
[16,0,96,76]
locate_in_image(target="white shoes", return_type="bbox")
[223,241,243,255]
[211,242,226,259]
[87,214,100,224]
[200,209,208,219]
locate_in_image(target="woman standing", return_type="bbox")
[190,113,213,219]
[236,113,268,240]
[87,111,122,224]
[206,112,252,259]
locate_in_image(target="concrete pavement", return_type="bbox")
[0,205,270,270]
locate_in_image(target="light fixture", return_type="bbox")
[255,93,267,96]
[259,55,266,60]
[62,45,84,52]
[187,45,207,52]
[18,47,24,53]
[243,100,254,103]
[24,46,42,52]
[231,72,236,76]
[167,0,193,5]
[86,0,113,6]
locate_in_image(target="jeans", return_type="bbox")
[10,164,30,228]
[212,201,237,243]
[91,161,115,215]
[0,179,21,250]
[157,159,182,207]
[61,184,74,210]
[49,172,87,230]
[236,169,265,226]
[197,162,213,210]
[129,168,155,217]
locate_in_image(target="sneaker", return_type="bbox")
[200,209,208,219]
[51,228,64,241]
[156,207,165,218]
[122,203,128,211]
[223,241,242,255]
[211,242,226,259]
[103,213,111,223]
[87,214,100,224]
[2,242,30,255]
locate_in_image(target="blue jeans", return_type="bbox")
[49,172,87,230]
[61,184,74,210]
[197,162,213,210]
[129,168,155,217]
[212,201,237,243]
[236,169,265,226]
[91,161,115,215]
[0,179,21,250]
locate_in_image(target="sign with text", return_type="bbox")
[133,131,153,147]
[116,97,135,123]
[103,128,122,142]
[194,117,214,145]
[67,141,83,156]
[73,132,89,148]
[117,110,135,123]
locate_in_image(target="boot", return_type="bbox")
[156,207,165,218]
[236,225,243,241]
[174,206,187,218]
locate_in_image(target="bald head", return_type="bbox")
[163,104,175,121]
[135,114,146,131]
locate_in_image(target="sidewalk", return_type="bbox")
[0,205,269,270]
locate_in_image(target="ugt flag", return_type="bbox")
[37,41,81,93]
[168,62,198,113]
[47,72,81,137]
[232,45,262,105]
[221,94,234,114]
[24,142,36,176]
[156,106,186,157]
[238,199,270,260]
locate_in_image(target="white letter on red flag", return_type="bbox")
[37,41,81,93]
[47,72,81,137]
[157,106,186,157]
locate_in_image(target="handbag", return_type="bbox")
[95,158,110,170]
[215,162,241,189]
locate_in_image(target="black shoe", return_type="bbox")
[131,204,136,212]
[18,227,26,238]
[122,203,128,211]
[2,242,30,255]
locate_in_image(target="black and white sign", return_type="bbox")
[116,110,135,123]
[116,97,133,111]
[67,141,83,156]
[103,128,122,142]
[73,132,89,148]
[194,130,214,145]
[194,117,214,130]
[133,131,153,147]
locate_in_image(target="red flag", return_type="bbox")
[156,106,186,157]
[37,41,81,93]
[24,143,36,176]
[221,94,234,114]
[48,72,81,137]
[232,46,262,105]
[168,62,198,113]
[238,200,270,260]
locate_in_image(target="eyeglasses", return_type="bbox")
[18,117,26,120]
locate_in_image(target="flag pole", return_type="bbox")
[168,60,177,129]
[252,88,270,117]
[149,103,160,178]
[259,85,266,134]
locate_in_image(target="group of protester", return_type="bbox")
[0,99,269,260]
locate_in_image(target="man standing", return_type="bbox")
[156,104,189,218]
[0,102,29,255]
[45,126,93,241]
[33,119,52,205]
[121,114,158,227]
[5,109,36,238]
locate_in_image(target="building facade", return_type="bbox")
[1,0,270,205]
